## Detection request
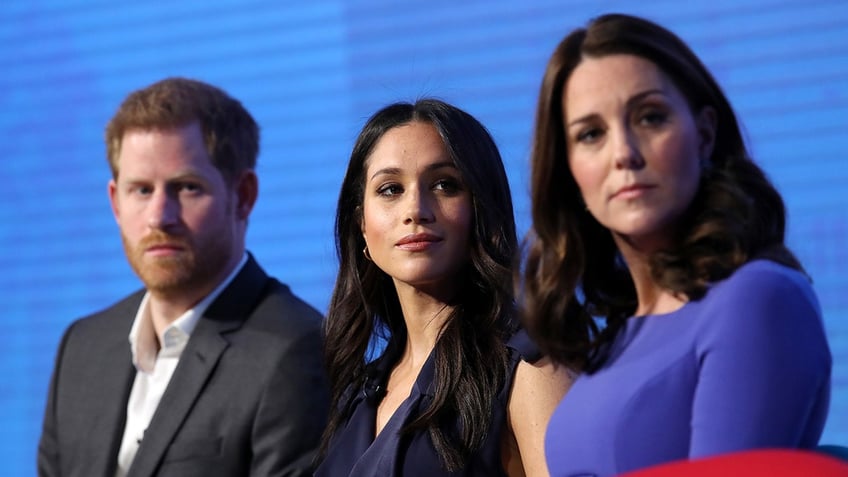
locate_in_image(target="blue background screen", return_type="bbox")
[1,1,845,473]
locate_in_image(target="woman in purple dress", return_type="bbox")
[521,13,831,477]
[316,99,572,476]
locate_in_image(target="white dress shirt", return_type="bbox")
[115,254,247,477]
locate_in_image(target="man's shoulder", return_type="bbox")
[209,276,324,369]
[247,277,324,332]
[69,289,145,334]
[52,290,142,363]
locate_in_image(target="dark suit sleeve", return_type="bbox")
[250,324,330,477]
[38,322,75,477]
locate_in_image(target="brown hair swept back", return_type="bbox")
[104,77,259,183]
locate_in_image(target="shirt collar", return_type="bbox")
[128,252,249,373]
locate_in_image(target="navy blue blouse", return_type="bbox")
[315,330,540,476]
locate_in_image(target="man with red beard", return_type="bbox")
[38,77,329,477]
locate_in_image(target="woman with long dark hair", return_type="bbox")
[317,98,571,476]
[522,13,831,476]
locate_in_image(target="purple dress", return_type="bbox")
[315,330,539,476]
[545,260,832,477]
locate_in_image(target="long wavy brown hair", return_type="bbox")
[521,13,802,370]
[321,99,518,470]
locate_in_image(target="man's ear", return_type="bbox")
[697,106,717,163]
[108,179,120,224]
[235,170,258,220]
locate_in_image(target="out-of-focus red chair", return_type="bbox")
[618,448,848,477]
[818,444,848,462]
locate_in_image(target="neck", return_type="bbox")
[144,251,244,336]
[614,235,686,317]
[393,282,454,366]
[146,294,196,338]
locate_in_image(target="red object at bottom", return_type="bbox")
[619,449,848,477]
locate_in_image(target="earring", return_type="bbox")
[362,245,372,261]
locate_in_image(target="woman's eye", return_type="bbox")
[576,128,603,144]
[433,178,462,194]
[377,184,402,197]
[639,110,667,126]
[178,183,202,194]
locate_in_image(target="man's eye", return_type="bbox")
[130,186,153,195]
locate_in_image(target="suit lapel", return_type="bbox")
[89,330,136,477]
[126,322,232,477]
[79,291,140,477]
[126,255,269,477]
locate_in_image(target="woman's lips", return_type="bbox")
[612,183,655,200]
[395,233,442,251]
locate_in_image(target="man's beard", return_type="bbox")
[122,228,233,299]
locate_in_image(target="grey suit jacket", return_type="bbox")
[38,255,330,477]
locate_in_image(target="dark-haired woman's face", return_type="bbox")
[563,54,715,251]
[360,121,472,295]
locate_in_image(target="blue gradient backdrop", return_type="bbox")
[1,1,846,474]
